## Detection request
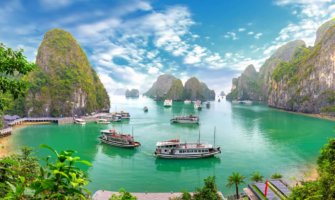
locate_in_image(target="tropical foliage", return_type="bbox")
[0,43,35,127]
[226,172,246,199]
[0,145,91,199]
[250,171,264,182]
[109,188,137,200]
[289,139,335,199]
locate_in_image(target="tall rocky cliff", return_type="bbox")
[226,64,262,101]
[145,74,215,101]
[226,19,335,114]
[227,40,305,101]
[268,19,335,113]
[18,29,110,117]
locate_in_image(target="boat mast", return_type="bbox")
[214,126,216,147]
[132,126,134,138]
[198,129,201,144]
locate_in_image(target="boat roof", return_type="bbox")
[156,140,213,148]
[75,118,85,122]
[101,129,134,140]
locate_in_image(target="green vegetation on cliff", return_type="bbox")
[167,79,184,100]
[145,74,215,101]
[0,43,35,127]
[11,29,110,117]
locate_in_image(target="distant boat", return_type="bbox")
[164,99,173,107]
[74,118,86,125]
[170,115,199,124]
[99,128,141,148]
[144,106,148,112]
[111,115,122,122]
[184,99,191,104]
[120,111,131,119]
[154,128,221,159]
[96,118,110,124]
[218,99,221,102]
[206,102,210,108]
[194,100,202,110]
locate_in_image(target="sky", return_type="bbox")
[1,0,335,95]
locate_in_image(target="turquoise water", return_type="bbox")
[10,96,335,193]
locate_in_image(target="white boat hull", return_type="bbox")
[100,137,140,148]
[155,150,220,159]
[170,120,199,124]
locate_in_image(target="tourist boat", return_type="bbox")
[170,115,199,124]
[194,100,202,110]
[144,106,148,112]
[96,118,110,124]
[111,115,122,122]
[155,128,220,159]
[184,100,191,104]
[120,111,131,119]
[74,118,86,125]
[99,129,141,148]
[163,99,173,107]
[154,139,221,159]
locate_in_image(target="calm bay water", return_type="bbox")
[9,96,335,193]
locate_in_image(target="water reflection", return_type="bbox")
[100,143,138,158]
[155,157,221,172]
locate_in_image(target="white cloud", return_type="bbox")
[273,0,335,46]
[254,33,263,39]
[238,28,246,32]
[224,32,238,40]
[247,31,254,35]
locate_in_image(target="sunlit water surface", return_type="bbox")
[10,96,335,193]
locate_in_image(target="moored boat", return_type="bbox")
[74,118,86,125]
[184,99,191,104]
[96,118,110,124]
[170,115,199,124]
[194,100,202,110]
[120,111,131,119]
[154,139,220,159]
[163,99,173,107]
[111,115,122,122]
[99,129,141,148]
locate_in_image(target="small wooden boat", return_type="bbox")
[184,100,191,104]
[163,99,173,107]
[120,111,131,119]
[111,115,122,122]
[194,100,202,110]
[99,129,141,148]
[96,118,110,124]
[170,115,199,124]
[144,106,148,112]
[74,118,86,125]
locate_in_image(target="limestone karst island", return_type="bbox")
[1,1,335,200]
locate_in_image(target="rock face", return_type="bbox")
[144,74,177,100]
[226,64,262,101]
[268,20,335,113]
[23,29,110,117]
[184,77,215,101]
[166,79,184,101]
[226,40,306,101]
[145,74,215,101]
[227,19,335,114]
[125,89,139,98]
